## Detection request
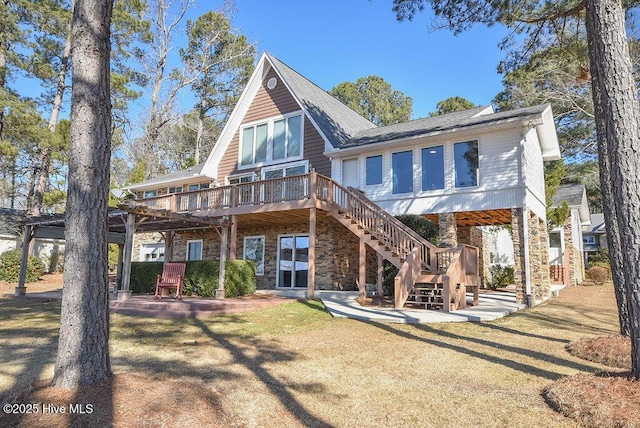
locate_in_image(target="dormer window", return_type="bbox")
[240,113,303,167]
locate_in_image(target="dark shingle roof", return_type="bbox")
[552,183,586,207]
[342,104,548,148]
[267,54,376,148]
[0,208,25,235]
[584,213,606,233]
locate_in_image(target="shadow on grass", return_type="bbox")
[190,317,336,428]
[360,319,605,381]
[475,322,571,344]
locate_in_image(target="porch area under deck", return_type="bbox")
[130,172,482,311]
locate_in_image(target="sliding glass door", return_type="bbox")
[278,235,309,288]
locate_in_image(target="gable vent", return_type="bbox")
[267,77,277,90]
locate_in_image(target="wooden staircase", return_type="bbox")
[322,180,480,312]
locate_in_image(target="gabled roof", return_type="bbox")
[126,164,207,192]
[267,54,376,147]
[583,213,606,234]
[552,183,591,224]
[202,52,376,179]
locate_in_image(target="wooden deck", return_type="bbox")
[130,172,481,311]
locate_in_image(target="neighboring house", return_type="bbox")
[548,184,590,285]
[0,208,23,254]
[125,52,561,309]
[0,208,65,273]
[582,213,607,265]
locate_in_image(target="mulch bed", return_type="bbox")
[545,335,639,427]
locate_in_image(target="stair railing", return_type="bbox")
[321,179,437,273]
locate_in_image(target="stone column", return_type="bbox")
[438,212,458,248]
[511,208,526,304]
[539,216,551,297]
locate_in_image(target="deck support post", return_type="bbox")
[377,253,384,297]
[163,231,175,263]
[16,225,33,296]
[116,243,124,289]
[307,207,316,299]
[359,238,366,300]
[229,215,237,260]
[119,212,137,302]
[216,225,228,299]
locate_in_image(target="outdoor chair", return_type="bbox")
[154,262,185,300]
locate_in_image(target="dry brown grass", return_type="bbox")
[0,277,637,427]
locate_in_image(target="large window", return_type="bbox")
[186,240,203,261]
[244,236,265,276]
[240,114,302,166]
[366,155,383,186]
[454,141,479,188]
[421,146,444,190]
[392,150,413,194]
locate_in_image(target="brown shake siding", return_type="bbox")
[217,68,332,181]
[304,116,331,176]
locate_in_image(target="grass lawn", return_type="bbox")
[0,283,634,427]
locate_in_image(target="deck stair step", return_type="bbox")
[405,282,445,310]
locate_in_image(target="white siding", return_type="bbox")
[571,210,583,251]
[332,128,528,216]
[523,127,546,212]
[0,235,19,254]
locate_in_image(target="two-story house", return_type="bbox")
[125,52,561,310]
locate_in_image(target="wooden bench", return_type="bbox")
[154,263,185,300]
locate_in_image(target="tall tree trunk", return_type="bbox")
[32,29,73,217]
[586,0,640,378]
[195,99,206,164]
[53,0,113,389]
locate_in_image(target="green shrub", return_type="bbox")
[184,261,218,297]
[488,265,515,289]
[224,260,256,298]
[129,262,163,294]
[130,260,257,297]
[0,249,45,283]
[586,266,608,284]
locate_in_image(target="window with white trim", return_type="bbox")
[140,243,164,262]
[186,240,203,261]
[243,236,265,275]
[168,186,183,194]
[583,236,596,245]
[143,190,157,198]
[366,155,382,186]
[240,113,303,167]
[228,173,255,185]
[454,140,479,188]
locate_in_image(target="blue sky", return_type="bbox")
[186,0,511,119]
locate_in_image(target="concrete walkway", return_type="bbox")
[8,285,563,323]
[259,289,527,324]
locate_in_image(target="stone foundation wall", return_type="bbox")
[563,215,585,284]
[132,213,392,292]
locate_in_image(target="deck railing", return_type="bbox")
[130,174,313,212]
